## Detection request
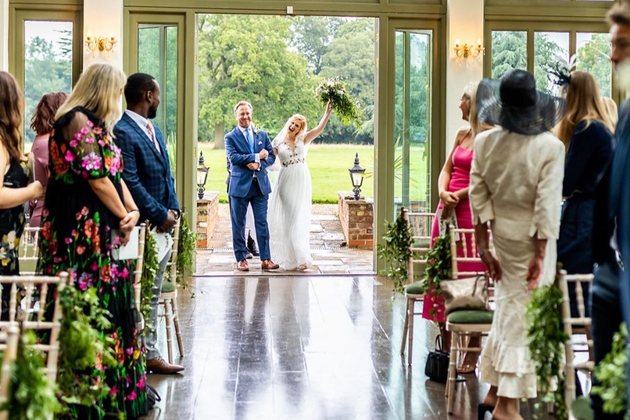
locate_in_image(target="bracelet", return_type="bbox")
[478,248,490,258]
[128,209,139,214]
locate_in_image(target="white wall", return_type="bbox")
[83,0,123,69]
[446,0,484,151]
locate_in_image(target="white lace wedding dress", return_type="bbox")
[268,133,312,270]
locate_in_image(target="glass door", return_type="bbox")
[127,12,196,218]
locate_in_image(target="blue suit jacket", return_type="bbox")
[114,112,179,226]
[225,125,276,198]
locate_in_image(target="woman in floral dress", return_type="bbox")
[38,63,148,419]
[0,71,43,319]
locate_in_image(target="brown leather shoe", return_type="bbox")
[237,260,249,271]
[146,357,184,374]
[261,260,280,270]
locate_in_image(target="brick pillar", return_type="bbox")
[337,191,374,249]
[196,191,219,248]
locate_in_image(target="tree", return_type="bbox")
[318,18,376,144]
[196,15,320,147]
[577,33,612,98]
[290,16,343,75]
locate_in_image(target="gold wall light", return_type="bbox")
[454,39,484,60]
[85,32,117,56]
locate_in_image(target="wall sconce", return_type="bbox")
[454,39,484,60]
[85,32,117,56]
[348,153,365,201]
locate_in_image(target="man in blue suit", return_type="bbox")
[225,101,278,272]
[608,2,630,418]
[114,73,184,374]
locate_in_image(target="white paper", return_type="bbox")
[111,226,140,260]
[151,228,173,263]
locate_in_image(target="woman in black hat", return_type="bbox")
[470,69,566,420]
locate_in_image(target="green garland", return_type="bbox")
[176,214,197,290]
[1,330,61,419]
[141,231,159,335]
[591,323,628,417]
[315,77,363,127]
[420,229,452,318]
[526,282,569,420]
[377,208,413,296]
[56,285,118,417]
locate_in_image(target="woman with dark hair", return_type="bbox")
[0,71,43,313]
[28,91,68,228]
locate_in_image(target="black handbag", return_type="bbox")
[424,335,449,383]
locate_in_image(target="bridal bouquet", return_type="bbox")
[315,77,362,126]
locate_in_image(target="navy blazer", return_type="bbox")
[225,125,276,198]
[114,112,179,226]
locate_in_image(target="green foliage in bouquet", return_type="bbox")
[141,231,159,333]
[591,323,628,417]
[377,208,413,296]
[2,330,61,419]
[526,282,569,420]
[57,285,118,417]
[316,77,363,127]
[420,229,452,318]
[176,213,197,289]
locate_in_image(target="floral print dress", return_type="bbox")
[0,159,29,319]
[38,106,148,419]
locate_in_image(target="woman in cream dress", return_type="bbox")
[470,69,566,420]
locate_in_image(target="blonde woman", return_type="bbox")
[38,63,148,418]
[268,102,332,270]
[421,81,491,373]
[554,71,614,312]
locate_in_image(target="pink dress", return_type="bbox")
[28,134,49,228]
[421,145,487,322]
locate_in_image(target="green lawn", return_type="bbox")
[199,143,428,203]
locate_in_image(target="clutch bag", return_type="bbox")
[440,273,489,316]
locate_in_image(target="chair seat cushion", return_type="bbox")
[447,310,494,324]
[404,281,426,296]
[161,281,176,293]
[570,396,593,420]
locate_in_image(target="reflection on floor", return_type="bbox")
[140,276,552,420]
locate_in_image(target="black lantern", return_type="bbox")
[348,153,366,200]
[197,152,209,199]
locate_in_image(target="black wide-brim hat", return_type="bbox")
[476,69,566,136]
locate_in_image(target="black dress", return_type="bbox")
[38,106,148,419]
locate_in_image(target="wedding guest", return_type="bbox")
[471,69,565,420]
[38,63,149,418]
[28,91,68,228]
[268,102,332,271]
[0,71,43,318]
[421,81,491,373]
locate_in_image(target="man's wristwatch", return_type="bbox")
[478,248,490,259]
[169,209,181,220]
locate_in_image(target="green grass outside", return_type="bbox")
[199,143,428,204]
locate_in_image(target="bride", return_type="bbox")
[269,102,333,270]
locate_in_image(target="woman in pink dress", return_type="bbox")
[28,92,68,228]
[422,81,490,373]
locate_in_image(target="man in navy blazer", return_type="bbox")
[114,73,184,374]
[225,101,278,272]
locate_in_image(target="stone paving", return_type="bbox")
[195,203,374,276]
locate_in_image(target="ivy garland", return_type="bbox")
[140,230,159,335]
[591,323,628,417]
[526,282,569,420]
[176,213,197,290]
[56,285,118,417]
[377,208,413,296]
[2,330,61,419]
[420,229,452,318]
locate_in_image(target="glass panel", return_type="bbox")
[534,32,569,94]
[577,32,612,98]
[394,30,432,213]
[138,24,178,177]
[491,31,527,79]
[23,21,73,146]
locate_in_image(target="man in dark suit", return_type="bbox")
[607,2,630,417]
[225,101,278,272]
[114,73,184,374]
[226,157,259,259]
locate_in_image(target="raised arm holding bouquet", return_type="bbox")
[315,77,362,126]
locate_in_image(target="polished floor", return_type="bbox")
[142,275,552,420]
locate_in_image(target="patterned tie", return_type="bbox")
[245,128,254,153]
[146,122,160,153]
